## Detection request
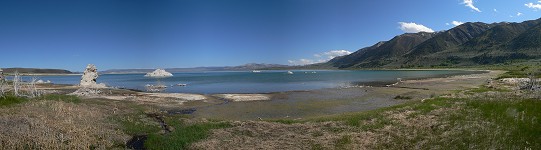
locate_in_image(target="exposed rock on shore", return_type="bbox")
[145,69,173,78]
[214,94,271,102]
[500,78,530,85]
[35,80,51,84]
[79,64,106,88]
[69,88,102,96]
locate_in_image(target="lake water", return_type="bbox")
[16,70,477,94]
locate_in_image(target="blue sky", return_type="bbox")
[1,0,540,71]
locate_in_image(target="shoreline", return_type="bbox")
[30,69,494,96]
[187,70,503,120]
[50,69,491,95]
[24,69,501,120]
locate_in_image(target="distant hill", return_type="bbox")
[321,18,541,68]
[1,68,73,74]
[330,32,437,68]
[101,63,289,74]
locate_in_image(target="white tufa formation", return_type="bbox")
[145,69,173,78]
[79,64,106,88]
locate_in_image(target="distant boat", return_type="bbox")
[252,70,261,73]
[176,83,187,86]
[287,71,294,74]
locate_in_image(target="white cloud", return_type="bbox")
[398,22,434,33]
[525,1,541,10]
[322,50,352,59]
[288,50,352,66]
[517,12,523,16]
[463,0,481,12]
[288,59,316,66]
[451,21,464,26]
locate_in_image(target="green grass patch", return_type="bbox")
[37,94,81,103]
[144,116,232,150]
[464,85,510,95]
[496,65,541,79]
[0,94,28,106]
[310,94,541,149]
[309,103,404,128]
[465,98,541,148]
[411,97,454,113]
[114,113,161,135]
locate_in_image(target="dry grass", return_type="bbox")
[191,121,367,150]
[0,100,129,149]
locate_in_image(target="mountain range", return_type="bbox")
[101,63,288,74]
[323,18,541,69]
[1,68,73,74]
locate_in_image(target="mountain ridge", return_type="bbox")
[324,18,541,69]
[0,68,73,74]
[101,63,288,74]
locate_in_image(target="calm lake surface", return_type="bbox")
[19,70,477,94]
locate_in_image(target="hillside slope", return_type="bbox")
[325,18,541,68]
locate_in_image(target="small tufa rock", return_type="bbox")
[79,64,106,88]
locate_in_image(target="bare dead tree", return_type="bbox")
[25,76,41,98]
[13,71,21,96]
[0,80,5,97]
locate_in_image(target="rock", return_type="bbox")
[213,94,271,102]
[145,69,173,78]
[79,64,106,88]
[36,80,46,84]
[145,84,167,92]
[500,78,530,85]
[35,79,51,84]
[69,88,102,96]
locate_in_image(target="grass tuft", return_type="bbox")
[114,114,161,135]
[0,95,28,106]
[464,85,510,94]
[334,135,352,149]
